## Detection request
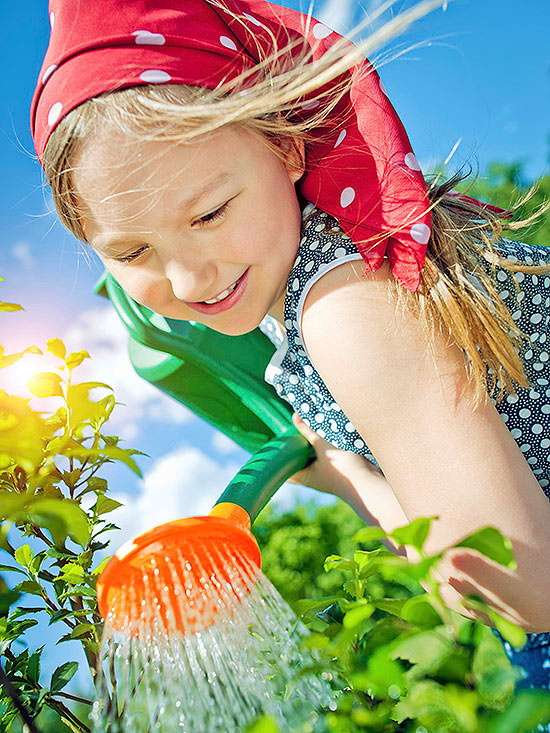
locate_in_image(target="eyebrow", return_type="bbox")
[93,170,235,251]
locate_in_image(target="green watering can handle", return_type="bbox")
[95,273,317,524]
[215,429,314,523]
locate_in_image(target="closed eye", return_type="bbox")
[111,201,232,264]
[114,245,150,264]
[193,201,230,228]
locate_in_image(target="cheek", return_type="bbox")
[104,263,167,307]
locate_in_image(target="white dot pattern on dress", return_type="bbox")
[258,205,550,683]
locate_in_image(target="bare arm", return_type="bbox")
[300,258,550,633]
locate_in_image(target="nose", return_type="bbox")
[164,257,215,303]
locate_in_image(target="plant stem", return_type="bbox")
[56,691,93,706]
[0,659,40,733]
[69,596,98,682]
[48,696,92,733]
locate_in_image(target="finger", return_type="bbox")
[292,412,318,441]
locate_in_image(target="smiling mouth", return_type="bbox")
[197,274,245,304]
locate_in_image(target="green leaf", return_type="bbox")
[94,494,123,515]
[390,629,454,680]
[86,477,108,494]
[472,625,515,711]
[48,608,74,625]
[27,647,43,685]
[372,598,407,617]
[26,372,64,398]
[64,443,144,477]
[323,554,356,573]
[91,557,110,577]
[487,689,550,733]
[463,596,526,650]
[390,516,438,552]
[350,647,406,700]
[343,602,374,629]
[46,339,66,360]
[293,596,343,622]
[13,580,42,597]
[66,381,113,428]
[59,563,86,585]
[26,497,90,548]
[50,661,78,693]
[454,526,516,569]
[0,345,42,370]
[14,544,34,572]
[353,525,388,544]
[400,595,443,629]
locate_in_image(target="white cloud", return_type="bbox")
[110,445,242,546]
[108,443,334,549]
[11,241,35,269]
[62,306,194,439]
[211,430,242,455]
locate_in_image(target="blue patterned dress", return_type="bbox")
[259,201,550,707]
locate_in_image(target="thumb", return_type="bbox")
[292,412,318,442]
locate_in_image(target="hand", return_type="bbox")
[288,412,385,496]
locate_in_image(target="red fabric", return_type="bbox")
[31,0,435,291]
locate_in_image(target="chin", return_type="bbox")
[210,320,262,337]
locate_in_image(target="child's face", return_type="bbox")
[73,124,304,335]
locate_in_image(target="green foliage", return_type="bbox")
[0,288,145,732]
[454,161,550,247]
[253,505,550,732]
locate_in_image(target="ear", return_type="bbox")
[285,137,306,183]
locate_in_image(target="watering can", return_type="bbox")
[93,272,316,632]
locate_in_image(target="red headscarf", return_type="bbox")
[31,0,434,291]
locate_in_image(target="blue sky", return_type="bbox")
[1,0,549,701]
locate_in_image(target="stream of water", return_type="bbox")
[91,539,337,731]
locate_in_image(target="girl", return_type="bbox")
[31,0,550,697]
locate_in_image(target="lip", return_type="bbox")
[185,269,249,315]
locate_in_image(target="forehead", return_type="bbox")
[71,125,265,232]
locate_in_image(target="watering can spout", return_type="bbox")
[209,502,252,531]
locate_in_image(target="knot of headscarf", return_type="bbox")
[31,0,435,290]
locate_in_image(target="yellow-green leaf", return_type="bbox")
[47,339,66,360]
[59,562,86,584]
[0,302,23,313]
[14,544,34,571]
[65,350,90,369]
[27,372,64,399]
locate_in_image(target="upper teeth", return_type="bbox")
[203,277,240,304]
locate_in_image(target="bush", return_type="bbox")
[0,283,144,731]
[253,506,550,732]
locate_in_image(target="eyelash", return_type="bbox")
[114,202,230,264]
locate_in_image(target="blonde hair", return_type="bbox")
[42,0,550,411]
